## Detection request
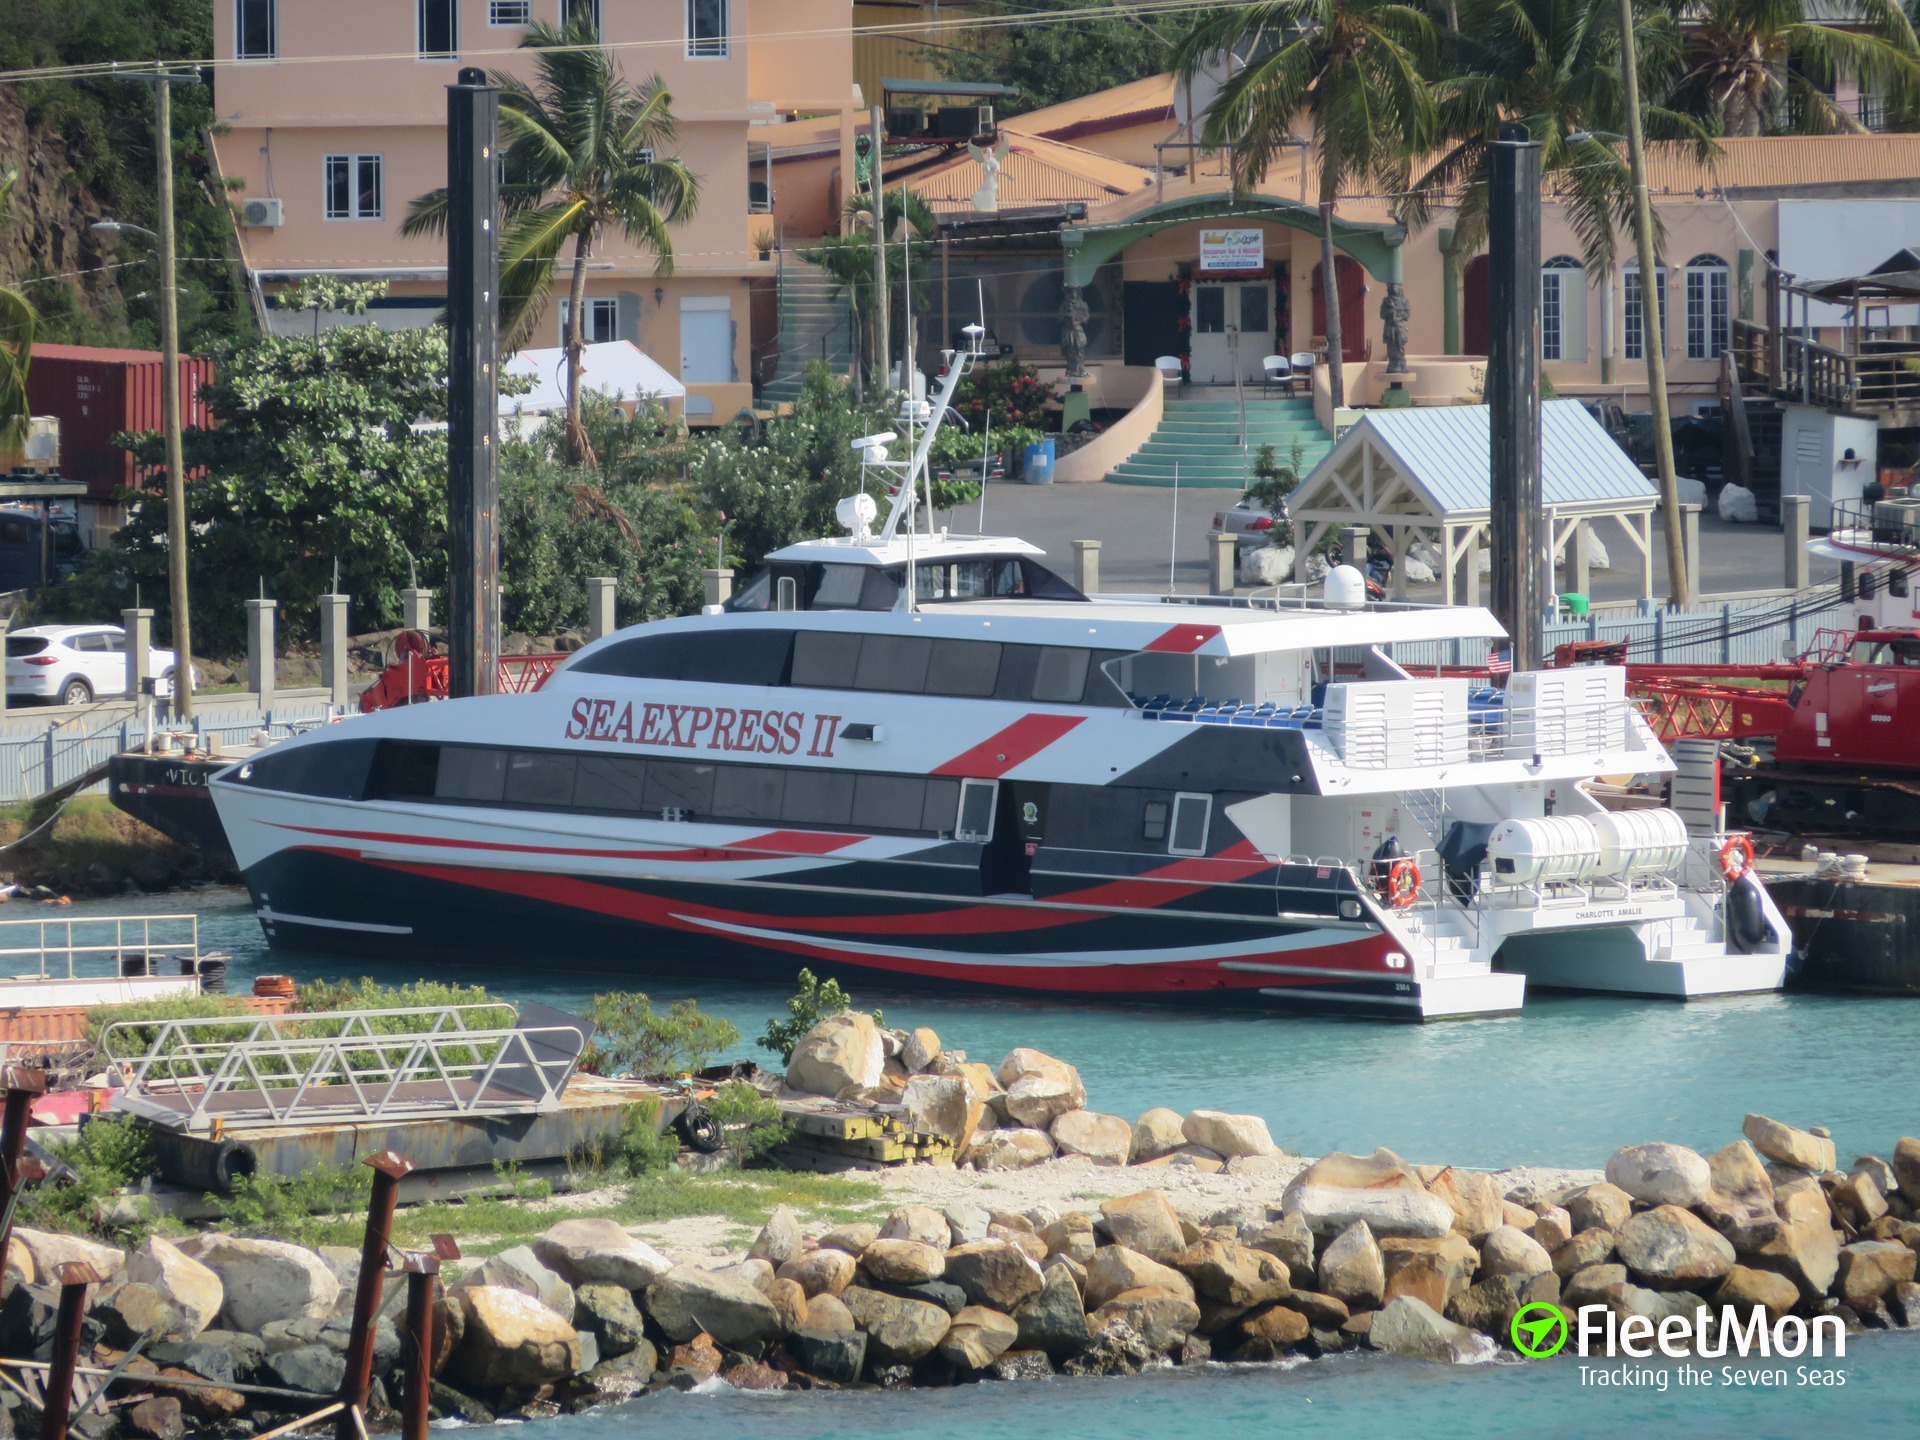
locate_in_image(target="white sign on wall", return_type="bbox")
[1198,227,1264,273]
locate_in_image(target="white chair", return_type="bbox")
[1154,355,1183,388]
[1261,355,1291,396]
[1288,352,1316,395]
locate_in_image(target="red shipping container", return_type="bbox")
[24,343,215,503]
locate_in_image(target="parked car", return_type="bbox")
[1212,500,1284,549]
[5,625,177,707]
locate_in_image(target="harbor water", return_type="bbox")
[92,890,1920,1434]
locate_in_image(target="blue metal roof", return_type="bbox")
[1301,400,1658,517]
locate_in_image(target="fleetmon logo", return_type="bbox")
[1511,1303,1569,1358]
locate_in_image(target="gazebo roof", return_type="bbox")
[1293,401,1658,523]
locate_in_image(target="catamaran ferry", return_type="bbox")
[209,343,1789,1019]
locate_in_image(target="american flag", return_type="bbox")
[1487,645,1513,677]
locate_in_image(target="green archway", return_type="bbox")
[1061,193,1405,287]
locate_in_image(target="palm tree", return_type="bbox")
[1668,0,1920,136]
[404,13,698,465]
[801,189,938,391]
[0,171,34,456]
[1174,0,1439,409]
[1402,0,1713,273]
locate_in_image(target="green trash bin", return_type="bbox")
[1558,592,1590,617]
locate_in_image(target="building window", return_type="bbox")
[489,0,531,24]
[688,0,729,57]
[324,154,383,220]
[418,0,458,57]
[236,0,276,59]
[560,297,618,345]
[1540,257,1586,363]
[1685,254,1731,361]
[562,0,601,31]
[1623,263,1667,362]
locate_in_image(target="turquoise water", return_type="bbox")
[83,889,1920,1432]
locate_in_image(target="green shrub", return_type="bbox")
[16,1114,158,1240]
[759,969,882,1064]
[212,1164,374,1246]
[595,1098,683,1177]
[705,1081,791,1160]
[583,993,739,1080]
[85,993,257,1055]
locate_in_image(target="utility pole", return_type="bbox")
[1616,0,1690,605]
[1487,125,1546,670]
[870,105,889,392]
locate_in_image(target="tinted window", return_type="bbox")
[5,637,46,657]
[576,755,650,811]
[644,760,715,813]
[853,773,925,831]
[783,768,855,826]
[368,742,439,800]
[1048,786,1143,850]
[505,751,577,806]
[235,737,379,800]
[927,639,1000,697]
[957,779,996,840]
[436,747,507,802]
[572,629,791,686]
[1033,647,1091,703]
[813,565,866,609]
[713,764,784,819]
[1143,800,1169,841]
[791,631,863,688]
[855,635,930,692]
[921,778,961,834]
[1171,793,1211,854]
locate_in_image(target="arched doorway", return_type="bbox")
[1310,256,1368,363]
[1461,254,1490,356]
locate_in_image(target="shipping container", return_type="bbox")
[23,344,215,503]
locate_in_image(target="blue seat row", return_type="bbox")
[1126,693,1322,729]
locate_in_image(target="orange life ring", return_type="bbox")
[1383,857,1421,908]
[1719,834,1755,882]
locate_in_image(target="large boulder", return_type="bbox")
[996,1050,1087,1130]
[1893,1137,1920,1205]
[879,1204,953,1249]
[1748,1177,1841,1299]
[1098,1191,1188,1263]
[843,1286,950,1363]
[1835,1241,1918,1307]
[903,1075,985,1151]
[1615,1206,1737,1288]
[1181,1111,1276,1160]
[175,1236,340,1333]
[1368,1295,1496,1364]
[534,1219,671,1290]
[1563,1183,1633,1234]
[1317,1221,1385,1309]
[943,1240,1045,1310]
[1380,1235,1478,1312]
[973,1129,1055,1170]
[785,1012,886,1098]
[1060,1318,1155,1377]
[1012,1265,1091,1356]
[778,1248,857,1298]
[1251,1214,1316,1278]
[1427,1169,1505,1241]
[1090,1287,1201,1353]
[643,1265,782,1348]
[748,1206,802,1268]
[125,1239,222,1338]
[12,1229,124,1283]
[902,1027,942,1072]
[938,1305,1019,1370]
[1283,1151,1454,1239]
[860,1240,946,1286]
[1177,1240,1289,1309]
[785,1327,866,1384]
[573,1284,646,1359]
[1742,1114,1836,1174]
[1552,1229,1617,1277]
[1130,1108,1188,1163]
[1606,1144,1713,1208]
[1714,1265,1800,1321]
[1038,1213,1097,1264]
[92,1283,186,1347]
[818,1223,879,1256]
[1051,1111,1132,1166]
[1084,1247,1194,1310]
[451,1286,580,1390]
[1479,1226,1554,1282]
[1700,1141,1782,1251]
[451,1248,574,1320]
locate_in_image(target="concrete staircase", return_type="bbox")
[1107,393,1334,488]
[762,254,854,406]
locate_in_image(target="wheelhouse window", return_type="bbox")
[236,0,277,58]
[688,0,729,57]
[324,154,383,221]
[1684,254,1730,361]
[418,0,458,57]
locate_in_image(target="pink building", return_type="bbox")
[210,0,862,423]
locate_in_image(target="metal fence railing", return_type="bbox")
[0,702,335,803]
[0,913,200,981]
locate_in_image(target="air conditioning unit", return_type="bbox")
[241,197,284,228]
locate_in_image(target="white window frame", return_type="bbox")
[955,779,998,843]
[1541,257,1585,363]
[235,0,276,60]
[562,0,602,31]
[418,0,459,58]
[1684,256,1731,362]
[488,0,532,25]
[1168,792,1212,856]
[560,296,619,346]
[1623,263,1667,362]
[323,154,384,221]
[688,0,730,58]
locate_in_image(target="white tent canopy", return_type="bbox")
[501,341,684,415]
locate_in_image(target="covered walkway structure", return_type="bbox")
[1289,401,1661,602]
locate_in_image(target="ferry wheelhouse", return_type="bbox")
[209,343,1789,1019]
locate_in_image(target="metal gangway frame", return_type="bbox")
[103,1002,591,1134]
[0,913,202,981]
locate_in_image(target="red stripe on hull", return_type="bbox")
[1144,624,1223,654]
[269,822,864,864]
[931,713,1085,778]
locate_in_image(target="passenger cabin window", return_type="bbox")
[570,629,792,686]
[436,747,506,802]
[855,635,930,691]
[791,631,864,689]
[1033,647,1091,703]
[927,639,1000,697]
[956,779,997,842]
[1169,793,1212,856]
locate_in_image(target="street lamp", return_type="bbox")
[91,215,192,720]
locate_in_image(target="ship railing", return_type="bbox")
[1315,698,1642,769]
[0,913,200,982]
[99,1001,590,1133]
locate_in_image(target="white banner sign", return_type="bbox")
[1199,227,1264,273]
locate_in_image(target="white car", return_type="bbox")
[5,625,178,707]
